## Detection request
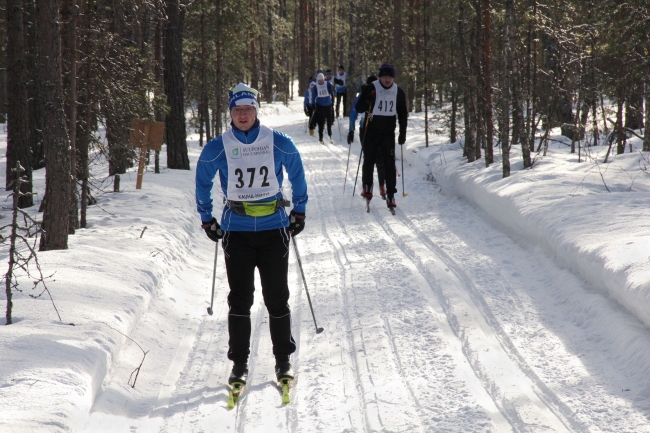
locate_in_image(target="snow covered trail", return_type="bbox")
[79,103,650,433]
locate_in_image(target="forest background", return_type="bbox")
[1,0,649,259]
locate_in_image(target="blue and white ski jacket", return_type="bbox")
[312,81,334,107]
[304,80,316,109]
[196,120,308,232]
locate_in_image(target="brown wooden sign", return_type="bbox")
[129,119,165,189]
[129,119,164,151]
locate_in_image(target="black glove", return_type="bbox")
[334,78,343,86]
[398,131,406,145]
[201,217,223,242]
[347,131,354,144]
[288,210,305,237]
[304,107,309,117]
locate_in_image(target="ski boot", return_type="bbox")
[275,361,294,404]
[227,363,248,409]
[386,196,396,215]
[379,185,387,200]
[309,128,314,136]
[360,185,373,213]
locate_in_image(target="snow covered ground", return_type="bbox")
[2,96,650,432]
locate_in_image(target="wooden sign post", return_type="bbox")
[128,119,164,189]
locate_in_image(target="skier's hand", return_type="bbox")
[288,210,305,237]
[304,107,309,117]
[201,217,223,242]
[398,131,406,145]
[347,131,354,144]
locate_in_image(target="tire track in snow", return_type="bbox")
[369,204,586,433]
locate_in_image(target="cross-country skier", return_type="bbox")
[195,83,308,394]
[354,63,407,211]
[348,75,388,199]
[312,72,334,144]
[333,65,348,118]
[304,76,316,135]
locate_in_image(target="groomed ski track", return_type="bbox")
[84,102,650,433]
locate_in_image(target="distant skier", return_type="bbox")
[348,75,387,199]
[312,72,335,144]
[334,65,348,118]
[304,76,316,135]
[195,83,308,395]
[354,63,407,211]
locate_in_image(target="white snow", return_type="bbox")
[2,96,650,433]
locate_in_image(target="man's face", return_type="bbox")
[326,73,332,80]
[380,76,394,87]
[338,68,344,75]
[231,105,257,131]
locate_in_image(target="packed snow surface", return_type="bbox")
[2,96,650,432]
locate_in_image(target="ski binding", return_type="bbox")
[227,382,245,409]
[279,378,292,404]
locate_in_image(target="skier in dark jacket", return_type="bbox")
[348,75,388,199]
[195,83,308,388]
[354,64,407,210]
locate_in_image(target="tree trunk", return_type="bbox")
[458,4,476,163]
[266,3,275,103]
[61,0,78,233]
[346,0,358,119]
[164,0,189,170]
[6,0,34,208]
[643,81,650,152]
[38,0,71,251]
[502,0,511,178]
[24,0,46,170]
[393,0,404,82]
[616,95,625,155]
[506,0,531,168]
[483,0,494,166]
[298,0,307,94]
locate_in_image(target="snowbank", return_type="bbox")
[404,133,650,329]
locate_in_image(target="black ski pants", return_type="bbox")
[360,126,386,187]
[308,107,317,130]
[362,126,396,198]
[222,229,296,365]
[335,92,347,117]
[315,105,333,140]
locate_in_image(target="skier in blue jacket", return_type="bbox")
[303,77,316,134]
[196,83,308,387]
[311,72,334,143]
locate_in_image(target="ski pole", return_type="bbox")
[207,241,219,315]
[291,236,324,334]
[343,141,352,194]
[352,148,363,197]
[401,145,408,197]
[337,116,342,142]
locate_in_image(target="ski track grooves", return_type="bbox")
[307,146,425,432]
[318,139,580,432]
[388,210,589,432]
[369,192,588,432]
